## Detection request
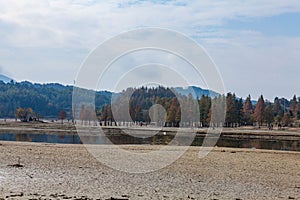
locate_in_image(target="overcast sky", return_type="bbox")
[0,0,299,101]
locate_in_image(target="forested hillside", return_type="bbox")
[0,80,218,120]
[0,81,111,118]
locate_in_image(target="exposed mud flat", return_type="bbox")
[0,141,299,199]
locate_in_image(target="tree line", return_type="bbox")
[97,87,300,128]
[2,80,299,128]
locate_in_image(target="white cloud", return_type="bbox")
[1,0,299,48]
[0,0,299,99]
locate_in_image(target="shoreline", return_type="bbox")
[0,122,299,152]
[1,121,300,135]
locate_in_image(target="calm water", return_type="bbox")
[0,132,82,144]
[0,132,299,151]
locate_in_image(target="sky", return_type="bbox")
[0,0,300,101]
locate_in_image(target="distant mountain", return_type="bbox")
[174,86,220,99]
[0,74,13,83]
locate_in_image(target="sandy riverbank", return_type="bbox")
[0,141,299,200]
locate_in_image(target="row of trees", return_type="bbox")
[97,87,198,127]
[251,95,300,127]
[97,87,300,128]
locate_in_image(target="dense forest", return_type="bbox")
[0,81,111,119]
